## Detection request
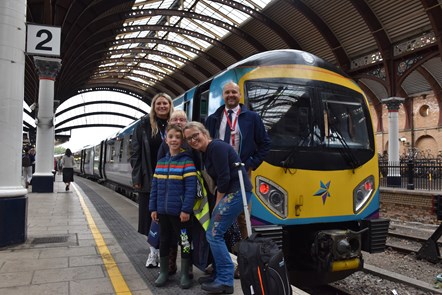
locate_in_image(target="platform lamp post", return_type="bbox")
[0,0,28,247]
[381,97,405,187]
[26,24,61,193]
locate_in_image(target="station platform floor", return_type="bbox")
[0,175,308,295]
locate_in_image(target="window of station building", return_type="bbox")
[419,105,430,117]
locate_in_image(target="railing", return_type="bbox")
[379,159,442,190]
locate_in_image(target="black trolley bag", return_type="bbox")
[235,163,292,295]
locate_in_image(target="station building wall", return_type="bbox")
[370,92,442,158]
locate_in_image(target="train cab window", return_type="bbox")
[245,81,313,148]
[322,92,370,150]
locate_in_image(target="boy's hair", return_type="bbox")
[166,124,184,138]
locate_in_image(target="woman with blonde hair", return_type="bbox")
[183,121,252,294]
[130,93,174,268]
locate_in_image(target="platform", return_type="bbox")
[0,175,308,294]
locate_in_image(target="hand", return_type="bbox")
[180,212,190,222]
[133,183,141,190]
[215,191,224,207]
[151,211,158,222]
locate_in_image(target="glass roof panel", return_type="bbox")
[98,0,273,91]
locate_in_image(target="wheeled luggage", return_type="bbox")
[235,162,292,295]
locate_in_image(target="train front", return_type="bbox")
[240,51,389,286]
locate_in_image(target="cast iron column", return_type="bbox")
[382,97,405,187]
[0,0,28,247]
[32,57,61,193]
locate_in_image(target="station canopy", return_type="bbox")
[23,0,442,137]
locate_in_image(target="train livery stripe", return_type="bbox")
[73,184,132,295]
[241,64,363,94]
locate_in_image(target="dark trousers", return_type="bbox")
[158,214,192,259]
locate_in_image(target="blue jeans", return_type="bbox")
[206,191,252,287]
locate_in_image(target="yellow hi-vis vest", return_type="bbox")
[193,171,210,231]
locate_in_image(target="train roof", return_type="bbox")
[227,49,349,78]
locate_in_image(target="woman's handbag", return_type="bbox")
[201,168,216,195]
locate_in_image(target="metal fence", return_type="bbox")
[379,159,442,190]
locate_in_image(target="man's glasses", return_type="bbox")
[185,132,200,142]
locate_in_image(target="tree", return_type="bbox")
[54,146,66,155]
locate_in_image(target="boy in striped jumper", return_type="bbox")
[150,124,197,289]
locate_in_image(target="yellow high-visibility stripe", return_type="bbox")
[73,185,132,295]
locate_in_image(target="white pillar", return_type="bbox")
[0,0,28,247]
[32,57,61,193]
[382,97,405,187]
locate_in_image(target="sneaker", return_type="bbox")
[145,252,159,268]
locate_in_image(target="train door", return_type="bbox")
[102,140,108,180]
[93,144,101,178]
[192,80,211,122]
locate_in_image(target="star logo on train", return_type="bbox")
[314,181,331,204]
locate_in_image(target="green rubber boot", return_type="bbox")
[180,258,192,289]
[155,256,169,287]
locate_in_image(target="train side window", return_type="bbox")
[118,139,124,162]
[128,135,133,160]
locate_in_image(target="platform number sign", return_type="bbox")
[26,24,61,57]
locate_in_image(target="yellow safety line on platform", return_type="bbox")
[73,184,132,295]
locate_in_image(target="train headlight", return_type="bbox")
[353,175,374,213]
[256,176,288,218]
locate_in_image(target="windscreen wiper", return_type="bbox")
[327,118,360,170]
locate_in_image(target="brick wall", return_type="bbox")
[370,92,442,157]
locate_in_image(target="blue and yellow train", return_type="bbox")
[74,49,389,286]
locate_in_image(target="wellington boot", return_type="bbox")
[180,258,192,289]
[168,246,178,275]
[154,256,169,287]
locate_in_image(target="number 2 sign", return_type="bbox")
[26,24,61,56]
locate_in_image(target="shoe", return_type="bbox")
[234,266,240,279]
[205,263,214,274]
[198,275,215,284]
[201,281,233,294]
[65,185,69,191]
[145,251,159,268]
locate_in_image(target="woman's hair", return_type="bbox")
[150,93,174,137]
[170,110,187,121]
[183,121,211,139]
[166,124,184,138]
[65,148,72,157]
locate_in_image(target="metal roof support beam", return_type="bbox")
[55,111,137,129]
[283,0,351,70]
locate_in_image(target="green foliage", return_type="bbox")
[54,146,66,155]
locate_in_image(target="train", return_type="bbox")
[72,49,389,286]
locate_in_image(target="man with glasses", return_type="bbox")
[205,81,271,278]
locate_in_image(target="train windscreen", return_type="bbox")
[245,80,375,170]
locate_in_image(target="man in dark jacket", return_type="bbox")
[205,81,271,273]
[205,81,271,173]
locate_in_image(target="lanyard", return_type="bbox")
[224,108,240,146]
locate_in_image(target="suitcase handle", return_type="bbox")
[234,162,253,237]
